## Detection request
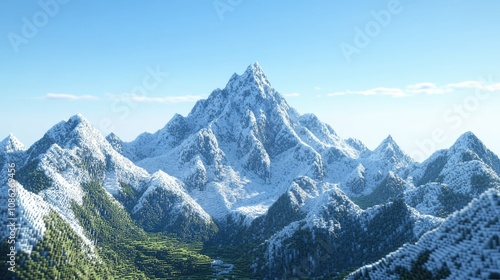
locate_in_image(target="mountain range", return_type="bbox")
[1,63,499,279]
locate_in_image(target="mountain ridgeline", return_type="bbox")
[1,63,499,279]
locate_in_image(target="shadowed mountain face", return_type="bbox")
[2,63,499,279]
[349,189,500,280]
[405,132,500,217]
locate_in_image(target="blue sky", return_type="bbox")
[1,0,499,161]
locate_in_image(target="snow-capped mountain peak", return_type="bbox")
[106,132,122,142]
[25,114,103,162]
[374,135,398,152]
[106,132,124,154]
[69,113,87,123]
[370,135,413,166]
[46,114,92,143]
[24,114,149,193]
[0,133,26,153]
[450,131,486,153]
[225,62,271,93]
[447,131,500,173]
[185,63,292,133]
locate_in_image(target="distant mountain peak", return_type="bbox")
[25,114,106,161]
[0,133,26,153]
[47,114,94,140]
[346,137,369,154]
[452,131,484,151]
[445,131,500,173]
[371,135,413,165]
[106,132,124,154]
[374,135,401,153]
[225,62,272,94]
[106,132,122,142]
[67,113,89,125]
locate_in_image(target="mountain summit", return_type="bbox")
[117,63,406,221]
[225,62,273,95]
[0,133,26,153]
[370,135,413,167]
[187,62,291,131]
[405,131,500,217]
[0,133,27,183]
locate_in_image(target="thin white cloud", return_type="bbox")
[328,87,405,98]
[328,92,346,96]
[328,80,500,98]
[314,86,322,91]
[446,81,500,92]
[44,93,99,100]
[283,92,300,97]
[406,83,451,95]
[446,81,486,90]
[489,84,500,91]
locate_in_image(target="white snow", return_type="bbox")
[4,64,500,280]
[0,134,26,153]
[349,188,500,279]
[134,171,212,223]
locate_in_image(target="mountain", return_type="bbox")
[344,135,413,208]
[130,171,218,241]
[405,131,500,217]
[18,114,215,239]
[0,135,47,256]
[0,134,25,154]
[1,115,215,278]
[10,114,147,251]
[105,132,124,154]
[109,64,499,277]
[349,188,500,280]
[2,63,500,279]
[116,63,414,222]
[0,134,26,179]
[252,179,441,279]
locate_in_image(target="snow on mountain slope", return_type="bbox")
[346,137,370,156]
[25,114,149,189]
[105,132,124,154]
[3,63,500,278]
[0,134,27,182]
[0,133,26,154]
[17,114,149,215]
[349,188,500,280]
[405,131,500,217]
[119,63,408,221]
[6,114,153,252]
[0,135,53,254]
[369,135,413,169]
[339,135,414,210]
[131,171,217,240]
[134,171,211,221]
[0,181,51,254]
[254,180,441,279]
[8,113,217,248]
